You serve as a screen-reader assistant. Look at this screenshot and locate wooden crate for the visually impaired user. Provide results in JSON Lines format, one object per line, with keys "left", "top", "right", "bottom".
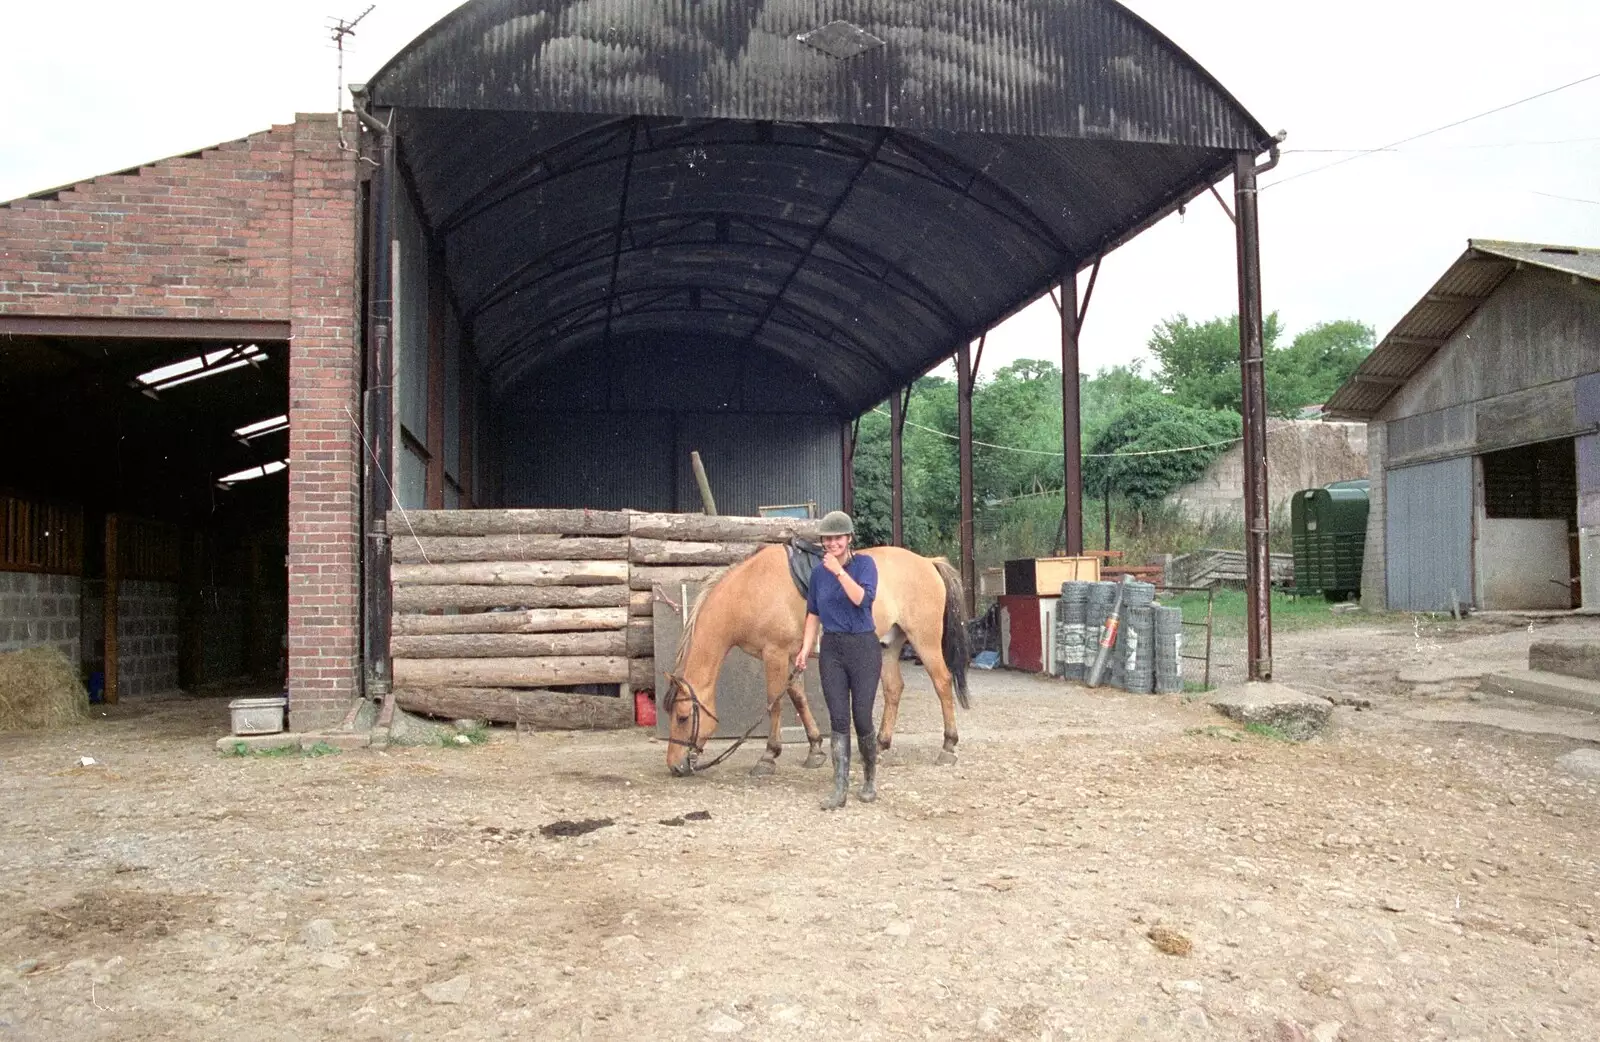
{"left": 1001, "top": 556, "right": 1100, "bottom": 595}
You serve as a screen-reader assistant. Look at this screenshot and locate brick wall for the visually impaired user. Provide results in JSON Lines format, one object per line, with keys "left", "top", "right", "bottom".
{"left": 285, "top": 117, "right": 362, "bottom": 730}
{"left": 0, "top": 114, "right": 362, "bottom": 729}
{"left": 117, "top": 580, "right": 181, "bottom": 696}
{"left": 0, "top": 573, "right": 81, "bottom": 663}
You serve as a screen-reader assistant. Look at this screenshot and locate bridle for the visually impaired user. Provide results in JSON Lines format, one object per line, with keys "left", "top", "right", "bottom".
{"left": 663, "top": 666, "right": 801, "bottom": 774}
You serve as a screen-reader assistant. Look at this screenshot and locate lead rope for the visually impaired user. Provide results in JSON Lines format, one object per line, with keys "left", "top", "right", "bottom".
{"left": 689, "top": 665, "right": 804, "bottom": 773}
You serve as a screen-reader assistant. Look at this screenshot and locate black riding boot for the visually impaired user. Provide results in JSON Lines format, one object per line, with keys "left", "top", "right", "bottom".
{"left": 820, "top": 733, "right": 850, "bottom": 810}
{"left": 857, "top": 731, "right": 878, "bottom": 803}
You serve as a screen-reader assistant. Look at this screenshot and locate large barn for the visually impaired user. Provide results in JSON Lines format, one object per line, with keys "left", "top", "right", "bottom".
{"left": 0, "top": 0, "right": 1279, "bottom": 728}
{"left": 1326, "top": 240, "right": 1600, "bottom": 613}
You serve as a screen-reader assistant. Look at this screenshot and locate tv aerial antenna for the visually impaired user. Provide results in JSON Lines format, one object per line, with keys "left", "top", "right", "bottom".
{"left": 329, "top": 5, "right": 377, "bottom": 149}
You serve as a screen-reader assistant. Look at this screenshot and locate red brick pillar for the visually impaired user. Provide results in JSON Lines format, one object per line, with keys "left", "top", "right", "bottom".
{"left": 286, "top": 114, "right": 361, "bottom": 731}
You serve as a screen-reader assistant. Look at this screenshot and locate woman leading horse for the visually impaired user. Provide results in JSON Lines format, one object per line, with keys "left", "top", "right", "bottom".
{"left": 662, "top": 512, "right": 971, "bottom": 802}
{"left": 794, "top": 511, "right": 881, "bottom": 809}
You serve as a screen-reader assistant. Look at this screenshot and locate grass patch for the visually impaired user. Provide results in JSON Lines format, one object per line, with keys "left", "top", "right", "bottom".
{"left": 1159, "top": 589, "right": 1372, "bottom": 638}
{"left": 1243, "top": 721, "right": 1293, "bottom": 742}
{"left": 222, "top": 740, "right": 341, "bottom": 759}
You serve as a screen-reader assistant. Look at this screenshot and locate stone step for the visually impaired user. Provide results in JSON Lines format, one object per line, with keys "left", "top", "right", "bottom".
{"left": 1479, "top": 670, "right": 1600, "bottom": 715}
{"left": 1528, "top": 640, "right": 1600, "bottom": 682}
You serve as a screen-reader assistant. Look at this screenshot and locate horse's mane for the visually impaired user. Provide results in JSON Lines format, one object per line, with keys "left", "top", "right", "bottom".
{"left": 669, "top": 557, "right": 741, "bottom": 675}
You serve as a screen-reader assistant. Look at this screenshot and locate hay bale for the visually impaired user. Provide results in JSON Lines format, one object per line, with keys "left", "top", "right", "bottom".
{"left": 0, "top": 646, "right": 91, "bottom": 732}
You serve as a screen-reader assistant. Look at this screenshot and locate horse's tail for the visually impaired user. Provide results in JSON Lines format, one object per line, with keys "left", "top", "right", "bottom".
{"left": 932, "top": 558, "right": 971, "bottom": 710}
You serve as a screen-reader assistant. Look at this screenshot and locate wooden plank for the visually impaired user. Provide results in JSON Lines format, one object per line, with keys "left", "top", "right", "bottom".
{"left": 392, "top": 607, "right": 628, "bottom": 635}
{"left": 392, "top": 560, "right": 629, "bottom": 587}
{"left": 392, "top": 584, "right": 630, "bottom": 612}
{"left": 629, "top": 656, "right": 655, "bottom": 689}
{"left": 391, "top": 534, "right": 628, "bottom": 563}
{"left": 400, "top": 509, "right": 630, "bottom": 537}
{"left": 629, "top": 590, "right": 654, "bottom": 617}
{"left": 391, "top": 631, "right": 626, "bottom": 659}
{"left": 627, "top": 538, "right": 764, "bottom": 566}
{"left": 392, "top": 656, "right": 629, "bottom": 688}
{"left": 627, "top": 514, "right": 819, "bottom": 543}
{"left": 629, "top": 564, "right": 724, "bottom": 591}
{"left": 393, "top": 687, "right": 635, "bottom": 730}
{"left": 626, "top": 618, "right": 653, "bottom": 657}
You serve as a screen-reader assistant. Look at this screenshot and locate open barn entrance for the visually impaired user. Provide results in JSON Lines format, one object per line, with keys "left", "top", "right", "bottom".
{"left": 0, "top": 321, "right": 289, "bottom": 705}
{"left": 1477, "top": 438, "right": 1580, "bottom": 609}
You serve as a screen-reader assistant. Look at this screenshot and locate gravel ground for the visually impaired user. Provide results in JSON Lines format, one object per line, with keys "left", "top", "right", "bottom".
{"left": 0, "top": 613, "right": 1596, "bottom": 1041}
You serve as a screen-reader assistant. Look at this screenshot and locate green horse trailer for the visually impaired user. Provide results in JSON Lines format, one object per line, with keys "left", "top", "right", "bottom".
{"left": 1291, "top": 480, "right": 1369, "bottom": 601}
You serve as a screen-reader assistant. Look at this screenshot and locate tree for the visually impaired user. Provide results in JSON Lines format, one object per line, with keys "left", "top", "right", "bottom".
{"left": 1147, "top": 313, "right": 1282, "bottom": 413}
{"left": 1270, "top": 319, "right": 1375, "bottom": 413}
{"left": 972, "top": 359, "right": 1065, "bottom": 499}
{"left": 1082, "top": 396, "right": 1241, "bottom": 507}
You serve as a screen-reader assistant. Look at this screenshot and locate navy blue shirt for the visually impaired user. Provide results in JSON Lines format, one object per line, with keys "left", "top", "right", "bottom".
{"left": 805, "top": 553, "right": 878, "bottom": 634}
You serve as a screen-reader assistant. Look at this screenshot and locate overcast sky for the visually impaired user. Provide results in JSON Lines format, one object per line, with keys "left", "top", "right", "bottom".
{"left": 3, "top": 1, "right": 1597, "bottom": 382}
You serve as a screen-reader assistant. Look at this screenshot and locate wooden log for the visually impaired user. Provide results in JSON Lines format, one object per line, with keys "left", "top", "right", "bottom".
{"left": 391, "top": 631, "right": 626, "bottom": 659}
{"left": 392, "top": 560, "right": 629, "bottom": 587}
{"left": 400, "top": 509, "right": 630, "bottom": 537}
{"left": 629, "top": 590, "right": 654, "bottom": 617}
{"left": 392, "top": 584, "right": 630, "bottom": 612}
{"left": 393, "top": 656, "right": 628, "bottom": 688}
{"left": 393, "top": 687, "right": 635, "bottom": 730}
{"left": 629, "top": 564, "right": 725, "bottom": 591}
{"left": 627, "top": 514, "right": 820, "bottom": 543}
{"left": 391, "top": 534, "right": 628, "bottom": 564}
{"left": 392, "top": 607, "right": 628, "bottom": 636}
{"left": 627, "top": 538, "right": 764, "bottom": 566}
{"left": 626, "top": 618, "right": 653, "bottom": 658}
{"left": 629, "top": 657, "right": 656, "bottom": 689}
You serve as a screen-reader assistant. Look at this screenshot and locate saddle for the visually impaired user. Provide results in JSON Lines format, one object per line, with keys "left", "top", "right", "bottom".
{"left": 785, "top": 538, "right": 824, "bottom": 598}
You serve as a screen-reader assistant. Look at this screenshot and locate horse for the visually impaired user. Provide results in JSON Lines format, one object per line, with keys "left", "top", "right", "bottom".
{"left": 662, "top": 543, "right": 971, "bottom": 777}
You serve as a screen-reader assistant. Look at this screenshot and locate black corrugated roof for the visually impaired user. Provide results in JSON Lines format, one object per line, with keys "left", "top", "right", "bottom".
{"left": 367, "top": 0, "right": 1273, "bottom": 411}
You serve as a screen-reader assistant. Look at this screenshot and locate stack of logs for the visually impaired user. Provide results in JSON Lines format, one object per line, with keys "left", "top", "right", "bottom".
{"left": 390, "top": 509, "right": 819, "bottom": 728}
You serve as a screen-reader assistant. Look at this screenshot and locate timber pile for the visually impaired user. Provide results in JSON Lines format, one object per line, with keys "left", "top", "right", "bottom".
{"left": 389, "top": 509, "right": 819, "bottom": 729}
{"left": 1166, "top": 548, "right": 1294, "bottom": 589}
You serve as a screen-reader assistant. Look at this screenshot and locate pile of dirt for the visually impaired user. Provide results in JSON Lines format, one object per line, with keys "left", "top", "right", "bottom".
{"left": 0, "top": 646, "right": 90, "bottom": 732}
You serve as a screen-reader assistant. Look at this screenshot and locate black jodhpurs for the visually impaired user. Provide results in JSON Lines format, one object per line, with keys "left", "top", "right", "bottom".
{"left": 819, "top": 631, "right": 881, "bottom": 741}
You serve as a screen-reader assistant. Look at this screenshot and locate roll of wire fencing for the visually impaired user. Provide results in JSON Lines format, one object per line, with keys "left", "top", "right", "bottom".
{"left": 1123, "top": 604, "right": 1156, "bottom": 693}
{"left": 1055, "top": 581, "right": 1091, "bottom": 681}
{"left": 1153, "top": 605, "right": 1185, "bottom": 693}
{"left": 1110, "top": 581, "right": 1156, "bottom": 691}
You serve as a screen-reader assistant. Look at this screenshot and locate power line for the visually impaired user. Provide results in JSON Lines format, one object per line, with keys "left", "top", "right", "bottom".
{"left": 1284, "top": 135, "right": 1600, "bottom": 154}
{"left": 1265, "top": 69, "right": 1600, "bottom": 190}
{"left": 1530, "top": 189, "right": 1600, "bottom": 206}
{"left": 871, "top": 408, "right": 1294, "bottom": 459}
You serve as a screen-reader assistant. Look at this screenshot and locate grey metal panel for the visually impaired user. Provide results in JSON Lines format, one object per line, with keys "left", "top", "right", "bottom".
{"left": 674, "top": 413, "right": 843, "bottom": 516}
{"left": 1385, "top": 457, "right": 1473, "bottom": 612}
{"left": 393, "top": 187, "right": 431, "bottom": 442}
{"left": 368, "top": 0, "right": 1268, "bottom": 147}
{"left": 497, "top": 408, "right": 842, "bottom": 513}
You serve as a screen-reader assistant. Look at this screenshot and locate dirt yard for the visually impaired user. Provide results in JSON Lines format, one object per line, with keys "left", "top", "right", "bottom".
{"left": 1, "top": 614, "right": 1597, "bottom": 1042}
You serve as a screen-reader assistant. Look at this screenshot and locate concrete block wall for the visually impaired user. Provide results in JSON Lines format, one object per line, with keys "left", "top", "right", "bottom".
{"left": 1164, "top": 420, "right": 1369, "bottom": 521}
{"left": 116, "top": 580, "right": 181, "bottom": 697}
{"left": 0, "top": 573, "right": 82, "bottom": 663}
{"left": 1359, "top": 423, "right": 1388, "bottom": 610}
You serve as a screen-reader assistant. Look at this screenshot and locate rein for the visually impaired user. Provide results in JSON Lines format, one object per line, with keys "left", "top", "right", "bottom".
{"left": 664, "top": 665, "right": 802, "bottom": 773}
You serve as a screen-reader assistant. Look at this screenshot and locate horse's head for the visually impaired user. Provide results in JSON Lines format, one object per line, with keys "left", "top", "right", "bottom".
{"left": 663, "top": 672, "right": 719, "bottom": 777}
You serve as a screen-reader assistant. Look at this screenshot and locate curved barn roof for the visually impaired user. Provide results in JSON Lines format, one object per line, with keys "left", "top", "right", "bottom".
{"left": 367, "top": 0, "right": 1272, "bottom": 411}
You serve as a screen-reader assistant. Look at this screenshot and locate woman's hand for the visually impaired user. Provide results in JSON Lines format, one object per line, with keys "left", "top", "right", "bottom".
{"left": 821, "top": 551, "right": 846, "bottom": 576}
{"left": 793, "top": 647, "right": 809, "bottom": 672}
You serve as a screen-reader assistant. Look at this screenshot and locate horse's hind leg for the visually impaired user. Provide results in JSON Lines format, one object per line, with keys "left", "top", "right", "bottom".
{"left": 750, "top": 651, "right": 792, "bottom": 777}
{"left": 876, "top": 631, "right": 907, "bottom": 752}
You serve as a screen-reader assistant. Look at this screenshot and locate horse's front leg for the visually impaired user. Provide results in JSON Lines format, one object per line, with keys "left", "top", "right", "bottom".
{"left": 750, "top": 651, "right": 792, "bottom": 777}
{"left": 787, "top": 660, "right": 826, "bottom": 768}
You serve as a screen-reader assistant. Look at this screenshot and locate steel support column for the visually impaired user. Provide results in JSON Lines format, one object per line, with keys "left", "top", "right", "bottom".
{"left": 1234, "top": 153, "right": 1272, "bottom": 680}
{"left": 361, "top": 116, "right": 396, "bottom": 700}
{"left": 957, "top": 341, "right": 977, "bottom": 616}
{"left": 890, "top": 388, "right": 905, "bottom": 546}
{"left": 841, "top": 418, "right": 856, "bottom": 515}
{"left": 1060, "top": 272, "right": 1084, "bottom": 556}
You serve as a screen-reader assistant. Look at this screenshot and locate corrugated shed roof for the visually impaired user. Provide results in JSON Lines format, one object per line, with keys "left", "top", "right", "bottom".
{"left": 1324, "top": 240, "right": 1600, "bottom": 421}
{"left": 365, "top": 0, "right": 1274, "bottom": 412}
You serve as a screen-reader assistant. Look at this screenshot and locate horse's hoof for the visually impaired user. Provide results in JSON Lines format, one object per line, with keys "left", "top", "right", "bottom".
{"left": 877, "top": 735, "right": 892, "bottom": 752}
{"left": 750, "top": 759, "right": 776, "bottom": 777}
{"left": 936, "top": 750, "right": 958, "bottom": 766}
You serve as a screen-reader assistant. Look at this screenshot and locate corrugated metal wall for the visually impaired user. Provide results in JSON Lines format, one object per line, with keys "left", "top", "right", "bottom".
{"left": 499, "top": 409, "right": 843, "bottom": 515}
{"left": 1385, "top": 457, "right": 1473, "bottom": 612}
